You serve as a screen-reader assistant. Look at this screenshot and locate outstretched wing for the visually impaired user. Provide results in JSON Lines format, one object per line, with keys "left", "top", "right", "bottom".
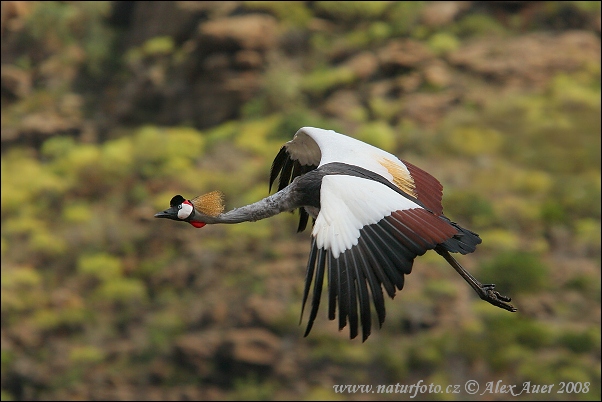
{"left": 270, "top": 127, "right": 446, "bottom": 224}
{"left": 269, "top": 140, "right": 319, "bottom": 232}
{"left": 300, "top": 174, "right": 462, "bottom": 341}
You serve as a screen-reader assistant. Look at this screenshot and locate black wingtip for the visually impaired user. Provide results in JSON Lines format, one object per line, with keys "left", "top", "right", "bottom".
{"left": 297, "top": 208, "right": 310, "bottom": 233}
{"left": 269, "top": 146, "right": 288, "bottom": 193}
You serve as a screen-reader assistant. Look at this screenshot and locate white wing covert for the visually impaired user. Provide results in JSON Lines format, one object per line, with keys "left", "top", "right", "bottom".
{"left": 301, "top": 174, "right": 460, "bottom": 341}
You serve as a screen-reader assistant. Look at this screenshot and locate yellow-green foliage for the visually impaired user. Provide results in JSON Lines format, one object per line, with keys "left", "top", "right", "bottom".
{"left": 301, "top": 67, "right": 357, "bottom": 96}
{"left": 369, "top": 97, "right": 402, "bottom": 122}
{"left": 451, "top": 13, "right": 507, "bottom": 38}
{"left": 25, "top": 1, "right": 114, "bottom": 75}
{"left": 355, "top": 121, "right": 397, "bottom": 152}
{"left": 1, "top": 266, "right": 45, "bottom": 315}
{"left": 385, "top": 1, "right": 426, "bottom": 36}
{"left": 574, "top": 218, "right": 602, "bottom": 251}
{"left": 442, "top": 191, "right": 496, "bottom": 228}
{"left": 132, "top": 125, "right": 206, "bottom": 178}
{"left": 423, "top": 279, "right": 459, "bottom": 300}
{"left": 99, "top": 137, "right": 135, "bottom": 181}
{"left": 478, "top": 229, "right": 521, "bottom": 252}
{"left": 95, "top": 278, "right": 147, "bottom": 304}
{"left": 30, "top": 304, "right": 89, "bottom": 332}
{"left": 62, "top": 202, "right": 93, "bottom": 223}
{"left": 341, "top": 21, "right": 393, "bottom": 49}
{"left": 1, "top": 149, "right": 69, "bottom": 213}
{"left": 77, "top": 253, "right": 123, "bottom": 281}
{"left": 235, "top": 116, "right": 283, "bottom": 157}
{"left": 142, "top": 36, "right": 175, "bottom": 56}
{"left": 508, "top": 169, "right": 554, "bottom": 196}
{"left": 147, "top": 310, "right": 185, "bottom": 351}
{"left": 255, "top": 63, "right": 304, "bottom": 115}
{"left": 428, "top": 32, "right": 461, "bottom": 56}
{"left": 478, "top": 251, "right": 549, "bottom": 294}
{"left": 309, "top": 334, "right": 372, "bottom": 365}
{"left": 1, "top": 266, "right": 41, "bottom": 289}
{"left": 126, "top": 35, "right": 176, "bottom": 67}
{"left": 230, "top": 375, "right": 277, "bottom": 401}
{"left": 315, "top": 1, "right": 392, "bottom": 22}
{"left": 69, "top": 345, "right": 105, "bottom": 364}
{"left": 245, "top": 1, "right": 312, "bottom": 27}
{"left": 445, "top": 126, "right": 504, "bottom": 157}
{"left": 30, "top": 229, "right": 68, "bottom": 256}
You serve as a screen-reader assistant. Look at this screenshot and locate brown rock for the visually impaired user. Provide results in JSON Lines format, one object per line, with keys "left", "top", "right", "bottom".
{"left": 122, "top": 1, "right": 203, "bottom": 48}
{"left": 1, "top": 1, "right": 33, "bottom": 35}
{"left": 174, "top": 330, "right": 222, "bottom": 375}
{"left": 199, "top": 14, "right": 279, "bottom": 51}
{"left": 343, "top": 51, "right": 379, "bottom": 80}
{"left": 233, "top": 50, "right": 264, "bottom": 69}
{"left": 401, "top": 91, "right": 460, "bottom": 126}
{"left": 1, "top": 64, "right": 31, "bottom": 98}
{"left": 378, "top": 39, "right": 434, "bottom": 69}
{"left": 421, "top": 1, "right": 469, "bottom": 27}
{"left": 448, "top": 32, "right": 601, "bottom": 88}
{"left": 244, "top": 295, "right": 287, "bottom": 327}
{"left": 369, "top": 79, "right": 398, "bottom": 99}
{"left": 20, "top": 113, "right": 78, "bottom": 136}
{"left": 423, "top": 61, "right": 452, "bottom": 88}
{"left": 220, "top": 328, "right": 281, "bottom": 367}
{"left": 323, "top": 89, "right": 366, "bottom": 122}
{"left": 397, "top": 72, "right": 423, "bottom": 93}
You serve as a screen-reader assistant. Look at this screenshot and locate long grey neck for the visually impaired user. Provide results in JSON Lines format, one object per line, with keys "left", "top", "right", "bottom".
{"left": 197, "top": 184, "right": 302, "bottom": 224}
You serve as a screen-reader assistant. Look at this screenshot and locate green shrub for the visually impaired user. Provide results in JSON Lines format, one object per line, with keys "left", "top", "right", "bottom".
{"left": 445, "top": 126, "right": 505, "bottom": 157}
{"left": 557, "top": 327, "right": 600, "bottom": 354}
{"left": 478, "top": 251, "right": 549, "bottom": 294}
{"left": 245, "top": 1, "right": 312, "bottom": 27}
{"left": 385, "top": 2, "right": 426, "bottom": 36}
{"left": 95, "top": 278, "right": 147, "bottom": 304}
{"left": 442, "top": 191, "right": 496, "bottom": 229}
{"left": 451, "top": 14, "right": 507, "bottom": 38}
{"left": 314, "top": 1, "right": 392, "bottom": 22}
{"left": 69, "top": 345, "right": 105, "bottom": 364}
{"left": 355, "top": 121, "right": 396, "bottom": 152}
{"left": 428, "top": 32, "right": 460, "bottom": 56}
{"left": 301, "top": 67, "right": 357, "bottom": 96}
{"left": 78, "top": 252, "right": 123, "bottom": 281}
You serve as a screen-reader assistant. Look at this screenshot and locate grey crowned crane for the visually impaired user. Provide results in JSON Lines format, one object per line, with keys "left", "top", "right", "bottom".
{"left": 155, "top": 127, "right": 517, "bottom": 341}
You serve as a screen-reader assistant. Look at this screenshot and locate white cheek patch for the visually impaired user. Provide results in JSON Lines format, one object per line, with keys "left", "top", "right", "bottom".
{"left": 178, "top": 202, "right": 193, "bottom": 220}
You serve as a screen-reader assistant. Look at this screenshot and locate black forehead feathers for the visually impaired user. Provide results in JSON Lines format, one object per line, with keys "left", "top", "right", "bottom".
{"left": 170, "top": 195, "right": 186, "bottom": 207}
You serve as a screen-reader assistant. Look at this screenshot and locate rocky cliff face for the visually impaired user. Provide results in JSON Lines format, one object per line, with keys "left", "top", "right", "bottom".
{"left": 2, "top": 2, "right": 600, "bottom": 145}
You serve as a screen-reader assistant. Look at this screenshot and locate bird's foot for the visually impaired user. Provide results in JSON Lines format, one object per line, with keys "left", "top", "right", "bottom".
{"left": 479, "top": 284, "right": 517, "bottom": 312}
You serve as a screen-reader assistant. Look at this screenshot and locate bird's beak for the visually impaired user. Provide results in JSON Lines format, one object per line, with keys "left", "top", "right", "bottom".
{"left": 154, "top": 207, "right": 178, "bottom": 220}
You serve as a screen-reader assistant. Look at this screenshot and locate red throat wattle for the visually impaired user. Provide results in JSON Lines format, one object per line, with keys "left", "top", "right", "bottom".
{"left": 189, "top": 221, "right": 206, "bottom": 228}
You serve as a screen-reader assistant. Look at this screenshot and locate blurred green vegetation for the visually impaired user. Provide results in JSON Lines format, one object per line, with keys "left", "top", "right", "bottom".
{"left": 1, "top": 1, "right": 600, "bottom": 401}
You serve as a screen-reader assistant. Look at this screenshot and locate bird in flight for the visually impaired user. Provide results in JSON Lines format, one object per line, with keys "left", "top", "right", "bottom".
{"left": 155, "top": 127, "right": 516, "bottom": 341}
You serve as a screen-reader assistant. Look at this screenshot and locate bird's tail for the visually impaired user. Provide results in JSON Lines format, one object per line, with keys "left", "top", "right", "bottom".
{"left": 437, "top": 216, "right": 482, "bottom": 255}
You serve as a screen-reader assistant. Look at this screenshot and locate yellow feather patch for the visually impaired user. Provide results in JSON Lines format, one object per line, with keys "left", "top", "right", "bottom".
{"left": 380, "top": 158, "right": 417, "bottom": 197}
{"left": 191, "top": 191, "right": 225, "bottom": 217}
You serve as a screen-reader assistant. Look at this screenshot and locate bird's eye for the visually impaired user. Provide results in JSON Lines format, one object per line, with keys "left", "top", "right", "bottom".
{"left": 177, "top": 202, "right": 193, "bottom": 219}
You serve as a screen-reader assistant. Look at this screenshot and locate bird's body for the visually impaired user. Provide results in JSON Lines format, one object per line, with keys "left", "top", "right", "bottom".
{"left": 155, "top": 127, "right": 516, "bottom": 341}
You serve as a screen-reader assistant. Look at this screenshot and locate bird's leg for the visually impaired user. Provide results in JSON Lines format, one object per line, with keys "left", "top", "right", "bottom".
{"left": 435, "top": 247, "right": 517, "bottom": 312}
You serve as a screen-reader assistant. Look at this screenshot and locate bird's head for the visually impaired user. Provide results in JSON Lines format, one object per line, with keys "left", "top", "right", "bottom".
{"left": 154, "top": 191, "right": 224, "bottom": 228}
